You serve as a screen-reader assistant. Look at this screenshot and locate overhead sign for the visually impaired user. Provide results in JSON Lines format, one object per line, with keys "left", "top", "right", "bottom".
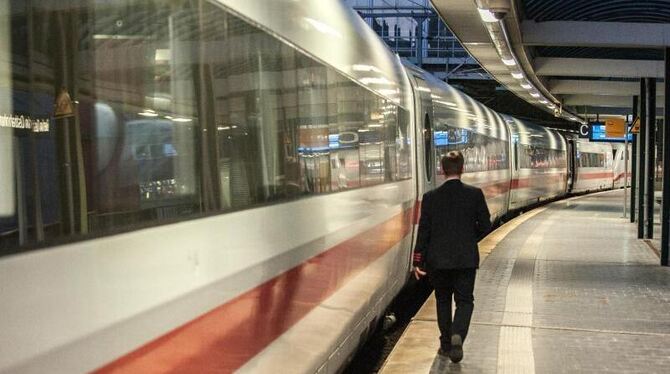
{"left": 590, "top": 121, "right": 632, "bottom": 143}
{"left": 578, "top": 123, "right": 590, "bottom": 138}
{"left": 605, "top": 118, "right": 625, "bottom": 138}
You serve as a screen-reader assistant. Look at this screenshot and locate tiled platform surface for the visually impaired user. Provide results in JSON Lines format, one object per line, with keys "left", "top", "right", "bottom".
{"left": 381, "top": 190, "right": 670, "bottom": 374}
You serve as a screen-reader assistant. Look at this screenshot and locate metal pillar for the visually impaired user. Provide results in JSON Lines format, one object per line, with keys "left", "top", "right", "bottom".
{"left": 662, "top": 47, "right": 670, "bottom": 266}
{"left": 638, "top": 79, "right": 647, "bottom": 239}
{"left": 646, "top": 77, "right": 657, "bottom": 239}
{"left": 415, "top": 18, "right": 424, "bottom": 66}
{"left": 630, "top": 95, "right": 638, "bottom": 223}
{"left": 624, "top": 122, "right": 629, "bottom": 217}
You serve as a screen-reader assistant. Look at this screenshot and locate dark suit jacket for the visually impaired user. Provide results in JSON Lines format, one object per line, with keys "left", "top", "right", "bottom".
{"left": 413, "top": 179, "right": 492, "bottom": 270}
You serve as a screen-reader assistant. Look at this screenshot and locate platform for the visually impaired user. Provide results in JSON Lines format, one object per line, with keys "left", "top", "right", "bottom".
{"left": 381, "top": 190, "right": 670, "bottom": 373}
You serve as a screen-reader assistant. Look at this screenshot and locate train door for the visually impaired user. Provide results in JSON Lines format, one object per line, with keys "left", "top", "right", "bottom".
{"left": 403, "top": 70, "right": 435, "bottom": 273}
{"left": 407, "top": 73, "right": 435, "bottom": 195}
{"left": 567, "top": 138, "right": 577, "bottom": 192}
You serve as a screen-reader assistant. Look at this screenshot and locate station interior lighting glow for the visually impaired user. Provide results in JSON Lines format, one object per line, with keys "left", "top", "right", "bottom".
{"left": 477, "top": 8, "right": 499, "bottom": 23}
{"left": 472, "top": 1, "right": 584, "bottom": 124}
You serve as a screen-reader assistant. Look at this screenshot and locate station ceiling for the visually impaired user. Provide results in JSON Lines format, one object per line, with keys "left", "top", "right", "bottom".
{"left": 431, "top": 0, "right": 670, "bottom": 123}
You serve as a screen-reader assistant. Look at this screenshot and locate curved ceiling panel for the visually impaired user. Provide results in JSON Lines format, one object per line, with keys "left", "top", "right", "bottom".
{"left": 523, "top": 0, "right": 670, "bottom": 23}
{"left": 534, "top": 47, "right": 665, "bottom": 61}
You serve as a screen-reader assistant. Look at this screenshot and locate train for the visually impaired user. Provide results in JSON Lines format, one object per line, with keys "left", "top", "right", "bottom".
{"left": 0, "top": 1, "right": 630, "bottom": 373}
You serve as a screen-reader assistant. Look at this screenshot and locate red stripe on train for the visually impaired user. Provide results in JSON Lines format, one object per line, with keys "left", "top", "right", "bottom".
{"left": 511, "top": 173, "right": 565, "bottom": 190}
{"left": 578, "top": 172, "right": 614, "bottom": 180}
{"left": 94, "top": 208, "right": 413, "bottom": 374}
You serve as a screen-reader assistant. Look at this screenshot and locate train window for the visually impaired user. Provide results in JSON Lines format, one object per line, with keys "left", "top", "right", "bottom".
{"left": 578, "top": 152, "right": 606, "bottom": 168}
{"left": 424, "top": 114, "right": 432, "bottom": 181}
{"left": 396, "top": 108, "right": 412, "bottom": 180}
{"left": 0, "top": 0, "right": 412, "bottom": 255}
{"left": 518, "top": 145, "right": 567, "bottom": 170}
{"left": 433, "top": 125, "right": 509, "bottom": 173}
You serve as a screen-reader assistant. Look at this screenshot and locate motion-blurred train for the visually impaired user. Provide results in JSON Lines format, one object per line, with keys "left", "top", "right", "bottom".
{"left": 0, "top": 1, "right": 630, "bottom": 373}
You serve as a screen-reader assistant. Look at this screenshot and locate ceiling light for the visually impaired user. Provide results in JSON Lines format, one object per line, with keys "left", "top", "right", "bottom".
{"left": 539, "top": 99, "right": 548, "bottom": 104}
{"left": 511, "top": 72, "right": 523, "bottom": 79}
{"left": 530, "top": 92, "right": 540, "bottom": 98}
{"left": 521, "top": 82, "right": 532, "bottom": 89}
{"left": 172, "top": 117, "right": 192, "bottom": 123}
{"left": 477, "top": 8, "right": 499, "bottom": 23}
{"left": 501, "top": 58, "right": 516, "bottom": 66}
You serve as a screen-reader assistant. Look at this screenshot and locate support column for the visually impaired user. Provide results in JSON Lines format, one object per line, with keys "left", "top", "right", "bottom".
{"left": 662, "top": 47, "right": 670, "bottom": 266}
{"left": 638, "top": 79, "right": 647, "bottom": 239}
{"left": 415, "top": 17, "right": 424, "bottom": 67}
{"left": 646, "top": 78, "right": 656, "bottom": 239}
{"left": 631, "top": 96, "right": 638, "bottom": 223}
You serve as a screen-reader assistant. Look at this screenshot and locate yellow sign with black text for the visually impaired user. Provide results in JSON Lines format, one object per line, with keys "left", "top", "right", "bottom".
{"left": 630, "top": 116, "right": 640, "bottom": 134}
{"left": 605, "top": 118, "right": 626, "bottom": 138}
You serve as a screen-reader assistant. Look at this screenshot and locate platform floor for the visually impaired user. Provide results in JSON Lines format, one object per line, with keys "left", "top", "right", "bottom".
{"left": 381, "top": 190, "right": 670, "bottom": 373}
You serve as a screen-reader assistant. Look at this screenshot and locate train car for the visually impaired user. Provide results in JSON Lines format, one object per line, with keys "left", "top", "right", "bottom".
{"left": 612, "top": 143, "right": 633, "bottom": 189}
{"left": 572, "top": 140, "right": 614, "bottom": 193}
{"left": 405, "top": 64, "right": 511, "bottom": 222}
{"left": 0, "top": 1, "right": 418, "bottom": 373}
{"left": 505, "top": 116, "right": 569, "bottom": 210}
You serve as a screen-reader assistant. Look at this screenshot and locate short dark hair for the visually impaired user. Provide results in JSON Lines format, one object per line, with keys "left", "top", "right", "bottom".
{"left": 441, "top": 151, "right": 464, "bottom": 176}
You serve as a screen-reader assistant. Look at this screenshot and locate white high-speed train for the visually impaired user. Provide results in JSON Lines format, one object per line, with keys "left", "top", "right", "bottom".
{"left": 0, "top": 1, "right": 627, "bottom": 373}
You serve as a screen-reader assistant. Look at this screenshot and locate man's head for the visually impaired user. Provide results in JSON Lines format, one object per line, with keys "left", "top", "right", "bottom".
{"left": 441, "top": 151, "right": 464, "bottom": 177}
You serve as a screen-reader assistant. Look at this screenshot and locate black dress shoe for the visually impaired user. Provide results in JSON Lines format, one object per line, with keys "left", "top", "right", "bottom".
{"left": 449, "top": 334, "right": 463, "bottom": 363}
{"left": 437, "top": 347, "right": 449, "bottom": 358}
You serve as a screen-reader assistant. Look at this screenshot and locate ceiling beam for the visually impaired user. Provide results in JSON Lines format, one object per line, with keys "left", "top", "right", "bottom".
{"left": 572, "top": 106, "right": 664, "bottom": 117}
{"left": 535, "top": 57, "right": 665, "bottom": 78}
{"left": 563, "top": 95, "right": 640, "bottom": 107}
{"left": 522, "top": 21, "right": 670, "bottom": 48}
{"left": 549, "top": 80, "right": 664, "bottom": 96}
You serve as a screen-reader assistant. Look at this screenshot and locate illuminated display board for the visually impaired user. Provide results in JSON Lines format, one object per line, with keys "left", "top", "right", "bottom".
{"left": 589, "top": 122, "right": 632, "bottom": 143}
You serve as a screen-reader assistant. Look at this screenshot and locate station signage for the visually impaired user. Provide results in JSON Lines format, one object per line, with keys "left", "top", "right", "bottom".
{"left": 578, "top": 123, "right": 590, "bottom": 138}
{"left": 604, "top": 118, "right": 625, "bottom": 138}
{"left": 589, "top": 121, "right": 632, "bottom": 143}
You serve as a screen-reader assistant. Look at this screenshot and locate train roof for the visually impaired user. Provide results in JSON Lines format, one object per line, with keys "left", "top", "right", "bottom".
{"left": 215, "top": 0, "right": 412, "bottom": 109}
{"left": 405, "top": 63, "right": 509, "bottom": 141}
{"left": 504, "top": 115, "right": 567, "bottom": 150}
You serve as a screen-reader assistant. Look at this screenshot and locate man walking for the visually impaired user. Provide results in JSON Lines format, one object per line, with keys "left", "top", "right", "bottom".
{"left": 413, "top": 151, "right": 491, "bottom": 363}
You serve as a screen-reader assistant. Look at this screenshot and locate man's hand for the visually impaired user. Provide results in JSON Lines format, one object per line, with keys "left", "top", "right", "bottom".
{"left": 414, "top": 266, "right": 427, "bottom": 280}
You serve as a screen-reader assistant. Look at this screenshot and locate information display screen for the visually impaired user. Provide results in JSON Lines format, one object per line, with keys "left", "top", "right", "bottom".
{"left": 589, "top": 122, "right": 632, "bottom": 142}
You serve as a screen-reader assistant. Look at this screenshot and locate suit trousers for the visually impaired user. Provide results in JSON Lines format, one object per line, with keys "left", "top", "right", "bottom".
{"left": 429, "top": 268, "right": 476, "bottom": 349}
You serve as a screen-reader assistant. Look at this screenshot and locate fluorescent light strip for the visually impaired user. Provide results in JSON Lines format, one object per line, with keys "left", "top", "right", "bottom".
{"left": 511, "top": 72, "right": 524, "bottom": 79}
{"left": 478, "top": 8, "right": 498, "bottom": 23}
